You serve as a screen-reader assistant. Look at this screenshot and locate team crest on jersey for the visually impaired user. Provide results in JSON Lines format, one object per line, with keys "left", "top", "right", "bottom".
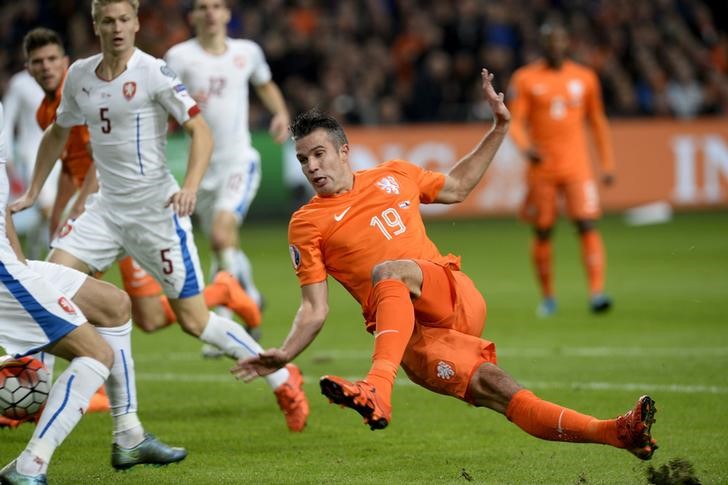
{"left": 122, "top": 81, "right": 137, "bottom": 101}
{"left": 57, "top": 296, "right": 76, "bottom": 315}
{"left": 289, "top": 244, "right": 301, "bottom": 270}
{"left": 234, "top": 55, "right": 246, "bottom": 69}
{"left": 160, "top": 64, "right": 177, "bottom": 78}
{"left": 435, "top": 360, "right": 456, "bottom": 380}
{"left": 376, "top": 176, "right": 400, "bottom": 195}
{"left": 568, "top": 79, "right": 584, "bottom": 102}
{"left": 398, "top": 200, "right": 410, "bottom": 209}
{"left": 58, "top": 221, "right": 73, "bottom": 238}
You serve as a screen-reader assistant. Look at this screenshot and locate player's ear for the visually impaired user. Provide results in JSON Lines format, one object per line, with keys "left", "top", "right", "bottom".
{"left": 340, "top": 143, "right": 350, "bottom": 161}
{"left": 92, "top": 21, "right": 99, "bottom": 37}
{"left": 62, "top": 55, "right": 69, "bottom": 70}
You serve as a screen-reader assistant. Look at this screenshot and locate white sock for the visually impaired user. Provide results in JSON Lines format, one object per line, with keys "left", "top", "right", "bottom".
{"left": 18, "top": 356, "right": 109, "bottom": 476}
{"left": 94, "top": 320, "right": 144, "bottom": 447}
{"left": 200, "top": 312, "right": 289, "bottom": 389}
{"left": 220, "top": 247, "right": 262, "bottom": 307}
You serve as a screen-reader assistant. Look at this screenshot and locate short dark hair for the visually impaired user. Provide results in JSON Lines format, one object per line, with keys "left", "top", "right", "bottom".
{"left": 290, "top": 109, "right": 349, "bottom": 148}
{"left": 23, "top": 27, "right": 64, "bottom": 59}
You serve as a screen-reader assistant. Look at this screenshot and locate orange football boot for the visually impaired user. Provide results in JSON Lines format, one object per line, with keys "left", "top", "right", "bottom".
{"left": 274, "top": 364, "right": 309, "bottom": 432}
{"left": 212, "top": 271, "right": 261, "bottom": 328}
{"left": 319, "top": 376, "right": 391, "bottom": 430}
{"left": 616, "top": 395, "right": 658, "bottom": 460}
{"left": 87, "top": 386, "right": 110, "bottom": 413}
{"left": 0, "top": 415, "right": 25, "bottom": 429}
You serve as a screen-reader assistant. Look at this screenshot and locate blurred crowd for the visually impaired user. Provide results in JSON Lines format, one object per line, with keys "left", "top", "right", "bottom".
{"left": 1, "top": 0, "right": 727, "bottom": 127}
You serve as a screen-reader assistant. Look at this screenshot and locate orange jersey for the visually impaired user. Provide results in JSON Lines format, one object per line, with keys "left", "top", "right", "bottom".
{"left": 288, "top": 161, "right": 460, "bottom": 308}
{"left": 508, "top": 59, "right": 615, "bottom": 181}
{"left": 36, "top": 83, "right": 92, "bottom": 189}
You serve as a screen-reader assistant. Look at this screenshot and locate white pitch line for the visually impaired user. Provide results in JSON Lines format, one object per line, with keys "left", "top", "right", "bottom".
{"left": 135, "top": 372, "right": 728, "bottom": 394}
{"left": 133, "top": 346, "right": 728, "bottom": 363}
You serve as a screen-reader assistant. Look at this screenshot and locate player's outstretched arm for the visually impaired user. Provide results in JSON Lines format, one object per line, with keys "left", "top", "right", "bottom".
{"left": 435, "top": 68, "right": 511, "bottom": 204}
{"left": 10, "top": 122, "right": 70, "bottom": 213}
{"left": 167, "top": 115, "right": 212, "bottom": 217}
{"left": 255, "top": 81, "right": 290, "bottom": 144}
{"left": 231, "top": 281, "right": 329, "bottom": 380}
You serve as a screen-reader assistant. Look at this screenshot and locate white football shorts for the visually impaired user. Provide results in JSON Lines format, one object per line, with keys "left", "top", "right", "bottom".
{"left": 196, "top": 148, "right": 261, "bottom": 235}
{"left": 51, "top": 196, "right": 204, "bottom": 299}
{"left": 0, "top": 249, "right": 86, "bottom": 358}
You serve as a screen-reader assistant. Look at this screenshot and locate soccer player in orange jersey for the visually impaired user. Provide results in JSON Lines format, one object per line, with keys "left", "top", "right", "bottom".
{"left": 232, "top": 69, "right": 658, "bottom": 460}
{"left": 508, "top": 21, "right": 615, "bottom": 316}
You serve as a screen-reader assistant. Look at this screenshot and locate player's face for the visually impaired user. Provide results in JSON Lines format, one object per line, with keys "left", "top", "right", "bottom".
{"left": 93, "top": 1, "right": 139, "bottom": 57}
{"left": 295, "top": 129, "right": 353, "bottom": 196}
{"left": 542, "top": 27, "right": 569, "bottom": 65}
{"left": 190, "top": 0, "right": 231, "bottom": 37}
{"left": 26, "top": 44, "right": 68, "bottom": 95}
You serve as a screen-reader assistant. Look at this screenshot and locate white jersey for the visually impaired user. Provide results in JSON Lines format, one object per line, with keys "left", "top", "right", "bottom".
{"left": 56, "top": 48, "right": 199, "bottom": 207}
{"left": 164, "top": 38, "right": 272, "bottom": 172}
{"left": 2, "top": 71, "right": 44, "bottom": 176}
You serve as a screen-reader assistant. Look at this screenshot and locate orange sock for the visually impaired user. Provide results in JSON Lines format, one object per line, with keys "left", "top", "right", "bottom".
{"left": 580, "top": 230, "right": 605, "bottom": 295}
{"left": 506, "top": 390, "right": 622, "bottom": 447}
{"left": 532, "top": 239, "right": 553, "bottom": 298}
{"left": 365, "top": 280, "right": 415, "bottom": 405}
{"left": 203, "top": 281, "right": 228, "bottom": 308}
{"left": 159, "top": 296, "right": 177, "bottom": 326}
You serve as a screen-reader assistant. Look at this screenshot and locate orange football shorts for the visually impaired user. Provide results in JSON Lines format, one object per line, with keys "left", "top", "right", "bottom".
{"left": 400, "top": 260, "right": 497, "bottom": 403}
{"left": 520, "top": 177, "right": 601, "bottom": 228}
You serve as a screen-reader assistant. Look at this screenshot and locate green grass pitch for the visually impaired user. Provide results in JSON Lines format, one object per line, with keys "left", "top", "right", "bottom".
{"left": 1, "top": 211, "right": 727, "bottom": 484}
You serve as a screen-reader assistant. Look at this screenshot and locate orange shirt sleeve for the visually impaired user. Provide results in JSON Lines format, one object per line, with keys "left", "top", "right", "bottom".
{"left": 386, "top": 160, "right": 445, "bottom": 203}
{"left": 288, "top": 211, "right": 327, "bottom": 287}
{"left": 585, "top": 71, "right": 616, "bottom": 173}
{"left": 507, "top": 68, "right": 531, "bottom": 152}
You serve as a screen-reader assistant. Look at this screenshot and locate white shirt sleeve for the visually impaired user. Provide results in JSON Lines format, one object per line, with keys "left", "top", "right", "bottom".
{"left": 248, "top": 41, "right": 273, "bottom": 87}
{"left": 150, "top": 59, "right": 199, "bottom": 125}
{"left": 56, "top": 63, "right": 85, "bottom": 128}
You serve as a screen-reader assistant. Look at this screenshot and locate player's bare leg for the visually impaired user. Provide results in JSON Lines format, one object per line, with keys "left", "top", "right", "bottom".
{"left": 170, "top": 295, "right": 308, "bottom": 431}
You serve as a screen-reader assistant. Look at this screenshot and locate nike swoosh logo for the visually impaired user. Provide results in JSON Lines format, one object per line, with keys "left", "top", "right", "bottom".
{"left": 334, "top": 206, "right": 352, "bottom": 222}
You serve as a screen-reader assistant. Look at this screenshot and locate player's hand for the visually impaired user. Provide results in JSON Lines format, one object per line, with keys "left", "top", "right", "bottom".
{"left": 166, "top": 188, "right": 197, "bottom": 217}
{"left": 481, "top": 68, "right": 511, "bottom": 126}
{"left": 231, "top": 348, "right": 289, "bottom": 381}
{"left": 9, "top": 192, "right": 37, "bottom": 214}
{"left": 602, "top": 173, "right": 615, "bottom": 187}
{"left": 269, "top": 112, "right": 290, "bottom": 144}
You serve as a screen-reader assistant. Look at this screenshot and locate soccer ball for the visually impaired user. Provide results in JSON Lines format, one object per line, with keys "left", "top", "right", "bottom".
{"left": 0, "top": 356, "right": 51, "bottom": 420}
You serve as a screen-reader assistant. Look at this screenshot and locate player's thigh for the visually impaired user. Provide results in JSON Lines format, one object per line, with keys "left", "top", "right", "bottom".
{"left": 401, "top": 325, "right": 497, "bottom": 402}
{"left": 124, "top": 212, "right": 204, "bottom": 300}
{"left": 0, "top": 256, "right": 87, "bottom": 358}
{"left": 167, "top": 293, "right": 209, "bottom": 336}
{"left": 564, "top": 178, "right": 601, "bottom": 221}
{"left": 520, "top": 179, "right": 558, "bottom": 229}
{"left": 51, "top": 201, "right": 124, "bottom": 273}
{"left": 413, "top": 261, "right": 486, "bottom": 337}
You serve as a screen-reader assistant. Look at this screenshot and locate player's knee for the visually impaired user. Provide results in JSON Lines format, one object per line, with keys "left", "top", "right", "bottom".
{"left": 534, "top": 227, "right": 552, "bottom": 241}
{"left": 371, "top": 260, "right": 404, "bottom": 284}
{"left": 469, "top": 363, "right": 522, "bottom": 414}
{"left": 575, "top": 219, "right": 596, "bottom": 234}
{"left": 107, "top": 289, "right": 132, "bottom": 324}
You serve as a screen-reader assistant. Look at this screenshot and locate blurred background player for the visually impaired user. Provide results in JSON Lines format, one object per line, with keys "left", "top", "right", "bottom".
{"left": 2, "top": 66, "right": 63, "bottom": 260}
{"left": 234, "top": 72, "right": 657, "bottom": 461}
{"left": 164, "top": 0, "right": 291, "bottom": 330}
{"left": 12, "top": 0, "right": 308, "bottom": 432}
{"left": 508, "top": 21, "right": 615, "bottom": 317}
{"left": 0, "top": 100, "right": 186, "bottom": 483}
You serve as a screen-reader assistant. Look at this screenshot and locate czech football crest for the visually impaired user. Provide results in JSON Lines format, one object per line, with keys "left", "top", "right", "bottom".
{"left": 57, "top": 296, "right": 76, "bottom": 315}
{"left": 123, "top": 81, "right": 137, "bottom": 101}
